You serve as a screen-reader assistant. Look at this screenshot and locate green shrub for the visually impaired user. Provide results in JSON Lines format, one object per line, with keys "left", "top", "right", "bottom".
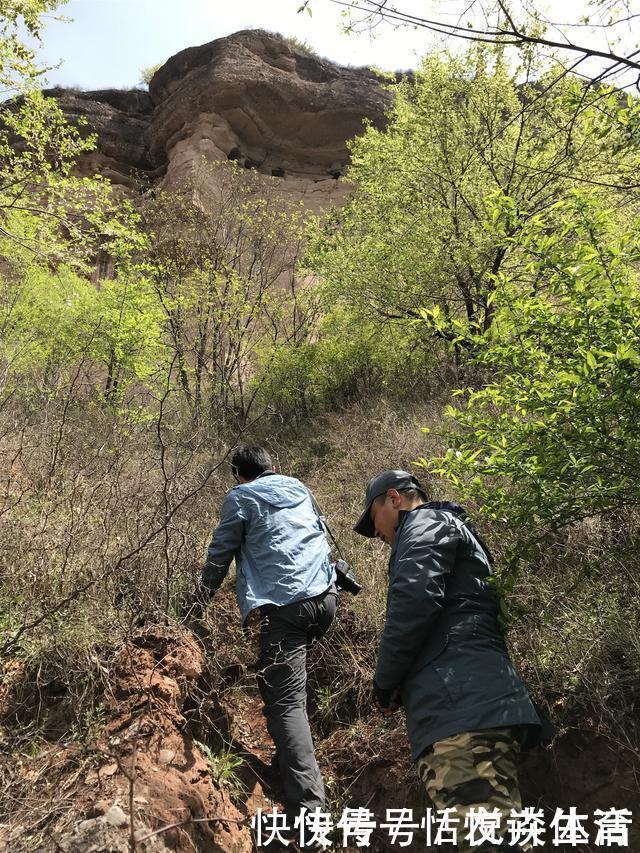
{"left": 255, "top": 304, "right": 436, "bottom": 420}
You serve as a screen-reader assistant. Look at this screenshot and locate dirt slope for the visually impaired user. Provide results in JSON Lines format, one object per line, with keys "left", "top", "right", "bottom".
{"left": 2, "top": 623, "right": 638, "bottom": 852}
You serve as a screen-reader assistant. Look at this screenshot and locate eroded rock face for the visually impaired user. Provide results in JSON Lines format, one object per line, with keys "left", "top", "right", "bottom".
{"left": 147, "top": 29, "right": 390, "bottom": 183}
{"left": 42, "top": 87, "right": 155, "bottom": 186}
{"left": 46, "top": 29, "right": 390, "bottom": 207}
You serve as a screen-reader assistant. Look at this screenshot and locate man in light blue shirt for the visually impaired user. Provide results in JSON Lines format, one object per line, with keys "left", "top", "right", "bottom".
{"left": 194, "top": 445, "right": 337, "bottom": 839}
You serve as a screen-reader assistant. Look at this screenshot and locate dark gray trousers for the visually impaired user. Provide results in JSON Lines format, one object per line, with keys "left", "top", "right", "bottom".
{"left": 256, "top": 586, "right": 338, "bottom": 825}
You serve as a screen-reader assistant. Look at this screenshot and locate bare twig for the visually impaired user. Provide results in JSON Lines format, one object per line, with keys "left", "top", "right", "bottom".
{"left": 133, "top": 814, "right": 250, "bottom": 846}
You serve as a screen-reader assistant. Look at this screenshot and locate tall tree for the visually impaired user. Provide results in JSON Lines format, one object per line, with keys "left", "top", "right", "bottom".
{"left": 1, "top": 0, "right": 63, "bottom": 91}
{"left": 0, "top": 0, "right": 136, "bottom": 265}
{"left": 136, "top": 163, "right": 312, "bottom": 428}
{"left": 424, "top": 190, "right": 640, "bottom": 559}
{"left": 306, "top": 46, "right": 636, "bottom": 354}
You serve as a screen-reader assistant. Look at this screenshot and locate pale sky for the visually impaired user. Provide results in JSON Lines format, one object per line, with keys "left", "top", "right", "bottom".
{"left": 32, "top": 0, "right": 636, "bottom": 92}
{"left": 34, "top": 0, "right": 435, "bottom": 90}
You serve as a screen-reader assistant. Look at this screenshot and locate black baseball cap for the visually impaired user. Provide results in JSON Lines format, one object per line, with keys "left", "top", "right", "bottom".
{"left": 353, "top": 469, "right": 425, "bottom": 538}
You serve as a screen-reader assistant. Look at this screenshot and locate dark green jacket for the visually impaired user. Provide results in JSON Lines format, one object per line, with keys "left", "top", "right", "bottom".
{"left": 375, "top": 505, "right": 540, "bottom": 760}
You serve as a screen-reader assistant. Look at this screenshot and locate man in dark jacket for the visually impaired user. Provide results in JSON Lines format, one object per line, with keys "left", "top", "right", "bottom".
{"left": 354, "top": 470, "right": 541, "bottom": 853}
{"left": 192, "top": 445, "right": 337, "bottom": 840}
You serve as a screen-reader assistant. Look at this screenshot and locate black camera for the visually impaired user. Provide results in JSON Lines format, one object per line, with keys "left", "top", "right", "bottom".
{"left": 334, "top": 559, "right": 363, "bottom": 596}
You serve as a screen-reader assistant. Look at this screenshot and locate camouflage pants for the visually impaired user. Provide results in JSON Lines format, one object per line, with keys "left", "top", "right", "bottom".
{"left": 416, "top": 727, "right": 532, "bottom": 853}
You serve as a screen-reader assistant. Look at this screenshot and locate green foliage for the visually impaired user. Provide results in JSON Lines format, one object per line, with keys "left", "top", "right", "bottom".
{"left": 256, "top": 301, "right": 434, "bottom": 418}
{"left": 0, "top": 245, "right": 164, "bottom": 399}
{"left": 0, "top": 0, "right": 65, "bottom": 89}
{"left": 69, "top": 701, "right": 106, "bottom": 747}
{"left": 423, "top": 190, "right": 640, "bottom": 556}
{"left": 0, "top": 90, "right": 139, "bottom": 266}
{"left": 139, "top": 62, "right": 162, "bottom": 86}
{"left": 306, "top": 46, "right": 635, "bottom": 352}
{"left": 0, "top": 253, "right": 96, "bottom": 379}
{"left": 135, "top": 162, "right": 312, "bottom": 428}
{"left": 0, "top": 0, "right": 149, "bottom": 410}
{"left": 195, "top": 740, "right": 245, "bottom": 800}
{"left": 0, "top": 1, "right": 140, "bottom": 265}
{"left": 94, "top": 274, "right": 165, "bottom": 396}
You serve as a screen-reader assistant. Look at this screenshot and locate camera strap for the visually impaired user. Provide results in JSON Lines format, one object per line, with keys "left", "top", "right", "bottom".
{"left": 307, "top": 489, "right": 347, "bottom": 562}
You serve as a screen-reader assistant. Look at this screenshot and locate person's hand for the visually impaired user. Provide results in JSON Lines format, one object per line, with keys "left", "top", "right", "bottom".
{"left": 372, "top": 678, "right": 402, "bottom": 716}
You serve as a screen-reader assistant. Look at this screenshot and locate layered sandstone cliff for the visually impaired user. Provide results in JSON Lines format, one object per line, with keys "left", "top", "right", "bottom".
{"left": 42, "top": 87, "right": 155, "bottom": 184}
{"left": 47, "top": 29, "right": 390, "bottom": 211}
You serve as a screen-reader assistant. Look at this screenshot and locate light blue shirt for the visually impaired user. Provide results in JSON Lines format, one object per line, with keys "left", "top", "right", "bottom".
{"left": 202, "top": 472, "right": 336, "bottom": 625}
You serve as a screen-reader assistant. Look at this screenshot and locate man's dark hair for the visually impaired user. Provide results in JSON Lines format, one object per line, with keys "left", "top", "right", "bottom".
{"left": 401, "top": 486, "right": 429, "bottom": 503}
{"left": 231, "top": 445, "right": 273, "bottom": 480}
{"left": 373, "top": 486, "right": 429, "bottom": 508}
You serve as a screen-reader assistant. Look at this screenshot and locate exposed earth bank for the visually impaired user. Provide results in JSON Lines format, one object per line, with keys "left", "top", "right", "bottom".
{"left": 2, "top": 622, "right": 637, "bottom": 852}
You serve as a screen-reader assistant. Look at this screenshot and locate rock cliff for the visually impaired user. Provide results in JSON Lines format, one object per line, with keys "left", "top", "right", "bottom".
{"left": 42, "top": 87, "right": 155, "bottom": 185}
{"left": 47, "top": 29, "right": 391, "bottom": 211}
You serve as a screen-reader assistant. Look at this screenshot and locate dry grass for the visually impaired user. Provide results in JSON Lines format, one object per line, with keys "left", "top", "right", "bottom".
{"left": 0, "top": 391, "right": 638, "bottom": 827}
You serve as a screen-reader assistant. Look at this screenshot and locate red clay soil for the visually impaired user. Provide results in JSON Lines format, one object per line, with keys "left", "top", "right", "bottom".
{"left": 2, "top": 625, "right": 638, "bottom": 853}
{"left": 99, "top": 625, "right": 253, "bottom": 852}
{"left": 1, "top": 626, "right": 255, "bottom": 852}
